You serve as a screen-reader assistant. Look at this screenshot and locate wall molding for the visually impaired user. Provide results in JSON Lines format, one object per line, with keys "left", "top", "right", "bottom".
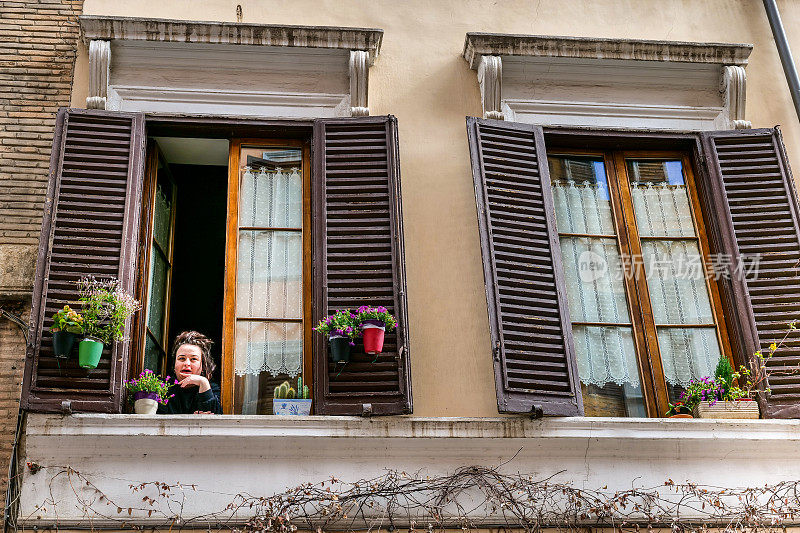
{"left": 463, "top": 33, "right": 752, "bottom": 70}
{"left": 349, "top": 50, "right": 369, "bottom": 116}
{"left": 463, "top": 33, "right": 754, "bottom": 130}
{"left": 81, "top": 15, "right": 383, "bottom": 64}
{"left": 86, "top": 40, "right": 110, "bottom": 109}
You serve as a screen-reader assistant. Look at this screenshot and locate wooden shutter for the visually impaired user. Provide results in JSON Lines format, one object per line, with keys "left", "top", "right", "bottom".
{"left": 312, "top": 115, "right": 411, "bottom": 415}
{"left": 466, "top": 118, "right": 582, "bottom": 416}
{"left": 22, "top": 109, "right": 145, "bottom": 413}
{"left": 702, "top": 127, "right": 800, "bottom": 418}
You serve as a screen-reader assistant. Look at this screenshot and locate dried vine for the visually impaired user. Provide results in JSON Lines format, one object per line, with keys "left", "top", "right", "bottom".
{"left": 18, "top": 464, "right": 800, "bottom": 532}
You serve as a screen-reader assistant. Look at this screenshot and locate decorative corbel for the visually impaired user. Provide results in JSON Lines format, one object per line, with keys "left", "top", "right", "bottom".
{"left": 87, "top": 40, "right": 110, "bottom": 110}
{"left": 349, "top": 50, "right": 369, "bottom": 117}
{"left": 721, "top": 65, "right": 751, "bottom": 129}
{"left": 478, "top": 55, "right": 503, "bottom": 120}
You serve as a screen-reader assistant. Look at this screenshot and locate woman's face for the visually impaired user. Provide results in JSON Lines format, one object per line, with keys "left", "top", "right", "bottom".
{"left": 174, "top": 344, "right": 203, "bottom": 380}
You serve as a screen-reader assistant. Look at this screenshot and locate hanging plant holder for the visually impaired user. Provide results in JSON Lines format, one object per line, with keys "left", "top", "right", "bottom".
{"left": 329, "top": 335, "right": 352, "bottom": 363}
{"left": 78, "top": 337, "right": 104, "bottom": 369}
{"left": 52, "top": 331, "right": 77, "bottom": 359}
{"left": 362, "top": 319, "right": 386, "bottom": 354}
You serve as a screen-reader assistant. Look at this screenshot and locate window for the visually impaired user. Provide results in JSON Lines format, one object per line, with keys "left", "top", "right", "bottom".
{"left": 22, "top": 110, "right": 412, "bottom": 416}
{"left": 548, "top": 151, "right": 731, "bottom": 417}
{"left": 467, "top": 118, "right": 800, "bottom": 419}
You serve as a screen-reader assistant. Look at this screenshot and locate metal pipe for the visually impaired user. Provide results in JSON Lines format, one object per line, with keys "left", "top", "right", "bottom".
{"left": 763, "top": 0, "right": 800, "bottom": 124}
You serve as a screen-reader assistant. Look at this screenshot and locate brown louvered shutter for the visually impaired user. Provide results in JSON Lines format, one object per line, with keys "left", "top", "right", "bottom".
{"left": 466, "top": 117, "right": 582, "bottom": 416}
{"left": 702, "top": 127, "right": 800, "bottom": 418}
{"left": 22, "top": 108, "right": 145, "bottom": 413}
{"left": 312, "top": 115, "right": 411, "bottom": 415}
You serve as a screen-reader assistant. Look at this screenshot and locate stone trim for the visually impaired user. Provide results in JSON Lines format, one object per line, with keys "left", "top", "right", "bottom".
{"left": 80, "top": 15, "right": 383, "bottom": 64}
{"left": 463, "top": 33, "right": 753, "bottom": 70}
{"left": 349, "top": 50, "right": 370, "bottom": 116}
{"left": 722, "top": 65, "right": 751, "bottom": 129}
{"left": 86, "top": 40, "right": 110, "bottom": 109}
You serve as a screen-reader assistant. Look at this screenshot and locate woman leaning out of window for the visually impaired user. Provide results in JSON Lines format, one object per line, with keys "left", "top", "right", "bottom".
{"left": 158, "top": 331, "right": 223, "bottom": 414}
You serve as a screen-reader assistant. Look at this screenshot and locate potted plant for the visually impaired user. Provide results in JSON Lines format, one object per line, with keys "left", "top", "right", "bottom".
{"left": 273, "top": 376, "right": 312, "bottom": 415}
{"left": 354, "top": 305, "right": 397, "bottom": 355}
{"left": 125, "top": 370, "right": 176, "bottom": 414}
{"left": 314, "top": 309, "right": 359, "bottom": 363}
{"left": 680, "top": 357, "right": 758, "bottom": 419}
{"left": 77, "top": 276, "right": 141, "bottom": 369}
{"left": 665, "top": 401, "right": 693, "bottom": 418}
{"left": 49, "top": 305, "right": 83, "bottom": 358}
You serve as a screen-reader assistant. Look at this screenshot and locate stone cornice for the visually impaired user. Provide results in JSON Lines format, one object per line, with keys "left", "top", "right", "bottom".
{"left": 80, "top": 15, "right": 383, "bottom": 64}
{"left": 463, "top": 33, "right": 753, "bottom": 69}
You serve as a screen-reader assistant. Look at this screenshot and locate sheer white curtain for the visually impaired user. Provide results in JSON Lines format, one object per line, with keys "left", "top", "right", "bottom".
{"left": 553, "top": 179, "right": 641, "bottom": 388}
{"left": 235, "top": 166, "right": 303, "bottom": 378}
{"left": 630, "top": 171, "right": 719, "bottom": 387}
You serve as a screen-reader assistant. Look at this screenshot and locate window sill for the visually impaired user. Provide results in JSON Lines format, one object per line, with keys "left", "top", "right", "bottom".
{"left": 24, "top": 412, "right": 800, "bottom": 441}
{"left": 19, "top": 414, "right": 800, "bottom": 527}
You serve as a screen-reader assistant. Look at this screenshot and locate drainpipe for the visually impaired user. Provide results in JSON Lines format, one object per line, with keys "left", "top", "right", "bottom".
{"left": 763, "top": 0, "right": 800, "bottom": 125}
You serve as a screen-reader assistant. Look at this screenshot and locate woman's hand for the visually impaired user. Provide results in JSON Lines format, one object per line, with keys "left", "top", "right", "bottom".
{"left": 178, "top": 374, "right": 210, "bottom": 393}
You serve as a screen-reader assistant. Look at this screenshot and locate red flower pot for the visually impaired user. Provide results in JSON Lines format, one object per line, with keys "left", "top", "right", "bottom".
{"left": 362, "top": 321, "right": 385, "bottom": 354}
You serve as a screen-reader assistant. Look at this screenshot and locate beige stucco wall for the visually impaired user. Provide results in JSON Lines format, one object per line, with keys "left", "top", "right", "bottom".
{"left": 72, "top": 0, "right": 800, "bottom": 417}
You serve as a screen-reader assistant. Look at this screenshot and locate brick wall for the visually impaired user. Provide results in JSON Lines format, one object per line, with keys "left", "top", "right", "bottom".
{"left": 0, "top": 0, "right": 84, "bottom": 508}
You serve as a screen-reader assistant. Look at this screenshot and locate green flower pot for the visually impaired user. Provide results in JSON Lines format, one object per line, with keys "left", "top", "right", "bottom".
{"left": 78, "top": 337, "right": 104, "bottom": 369}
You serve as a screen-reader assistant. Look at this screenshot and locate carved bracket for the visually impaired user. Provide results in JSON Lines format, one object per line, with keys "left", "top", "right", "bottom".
{"left": 721, "top": 65, "right": 751, "bottom": 129}
{"left": 478, "top": 55, "right": 503, "bottom": 120}
{"left": 349, "top": 50, "right": 369, "bottom": 117}
{"left": 87, "top": 40, "right": 110, "bottom": 110}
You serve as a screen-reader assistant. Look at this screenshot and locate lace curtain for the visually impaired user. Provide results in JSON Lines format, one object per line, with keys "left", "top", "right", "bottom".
{"left": 234, "top": 166, "right": 303, "bottom": 378}
{"left": 553, "top": 178, "right": 718, "bottom": 389}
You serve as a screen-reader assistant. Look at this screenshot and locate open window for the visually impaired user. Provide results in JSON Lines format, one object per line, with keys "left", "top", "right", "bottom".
{"left": 22, "top": 110, "right": 412, "bottom": 416}
{"left": 467, "top": 118, "right": 800, "bottom": 418}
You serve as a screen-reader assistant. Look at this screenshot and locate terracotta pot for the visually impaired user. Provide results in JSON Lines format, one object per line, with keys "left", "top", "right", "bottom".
{"left": 668, "top": 413, "right": 693, "bottom": 418}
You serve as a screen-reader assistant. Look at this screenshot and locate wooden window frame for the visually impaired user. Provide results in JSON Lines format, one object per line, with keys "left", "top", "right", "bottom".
{"left": 131, "top": 140, "right": 178, "bottom": 378}
{"left": 222, "top": 138, "right": 313, "bottom": 414}
{"left": 130, "top": 117, "right": 314, "bottom": 413}
{"left": 548, "top": 146, "right": 734, "bottom": 417}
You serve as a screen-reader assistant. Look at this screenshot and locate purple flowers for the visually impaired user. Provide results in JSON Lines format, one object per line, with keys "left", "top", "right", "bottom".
{"left": 125, "top": 370, "right": 175, "bottom": 405}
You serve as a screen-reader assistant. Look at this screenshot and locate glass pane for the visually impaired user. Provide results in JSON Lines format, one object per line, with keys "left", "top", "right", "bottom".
{"left": 236, "top": 230, "right": 302, "bottom": 319}
{"left": 641, "top": 240, "right": 714, "bottom": 324}
{"left": 144, "top": 333, "right": 164, "bottom": 375}
{"left": 234, "top": 371, "right": 295, "bottom": 415}
{"left": 627, "top": 159, "right": 695, "bottom": 238}
{"left": 238, "top": 147, "right": 302, "bottom": 228}
{"left": 659, "top": 327, "right": 720, "bottom": 394}
{"left": 559, "top": 236, "right": 630, "bottom": 324}
{"left": 153, "top": 171, "right": 173, "bottom": 250}
{"left": 234, "top": 320, "right": 302, "bottom": 382}
{"left": 549, "top": 156, "right": 614, "bottom": 235}
{"left": 146, "top": 245, "right": 168, "bottom": 344}
{"left": 574, "top": 325, "right": 646, "bottom": 417}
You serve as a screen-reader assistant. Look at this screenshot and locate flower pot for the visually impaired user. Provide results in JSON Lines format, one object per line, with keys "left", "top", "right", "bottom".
{"left": 133, "top": 392, "right": 159, "bottom": 414}
{"left": 78, "top": 337, "right": 104, "bottom": 369}
{"left": 693, "top": 399, "right": 759, "bottom": 419}
{"left": 272, "top": 398, "right": 312, "bottom": 416}
{"left": 362, "top": 320, "right": 385, "bottom": 354}
{"left": 668, "top": 414, "right": 693, "bottom": 419}
{"left": 52, "top": 331, "right": 76, "bottom": 359}
{"left": 329, "top": 335, "right": 352, "bottom": 363}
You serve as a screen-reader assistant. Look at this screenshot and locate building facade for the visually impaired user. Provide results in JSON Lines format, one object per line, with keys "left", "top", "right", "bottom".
{"left": 5, "top": 0, "right": 800, "bottom": 529}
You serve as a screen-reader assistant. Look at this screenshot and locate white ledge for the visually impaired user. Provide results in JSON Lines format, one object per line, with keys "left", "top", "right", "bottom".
{"left": 80, "top": 15, "right": 383, "bottom": 63}
{"left": 463, "top": 33, "right": 753, "bottom": 69}
{"left": 26, "top": 413, "right": 800, "bottom": 442}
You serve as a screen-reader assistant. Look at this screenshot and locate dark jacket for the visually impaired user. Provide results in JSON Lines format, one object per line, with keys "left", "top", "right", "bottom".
{"left": 157, "top": 382, "right": 223, "bottom": 414}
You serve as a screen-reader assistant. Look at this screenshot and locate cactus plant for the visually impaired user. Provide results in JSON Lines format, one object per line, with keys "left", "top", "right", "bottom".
{"left": 302, "top": 385, "right": 310, "bottom": 399}
{"left": 287, "top": 387, "right": 296, "bottom": 399}
{"left": 273, "top": 378, "right": 310, "bottom": 400}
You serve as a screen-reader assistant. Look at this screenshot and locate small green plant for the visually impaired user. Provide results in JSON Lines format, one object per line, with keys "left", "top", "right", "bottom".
{"left": 50, "top": 305, "right": 83, "bottom": 333}
{"left": 274, "top": 377, "right": 310, "bottom": 399}
{"left": 125, "top": 370, "right": 176, "bottom": 405}
{"left": 355, "top": 305, "right": 397, "bottom": 331}
{"left": 313, "top": 309, "right": 359, "bottom": 345}
{"left": 665, "top": 401, "right": 691, "bottom": 417}
{"left": 714, "top": 356, "right": 735, "bottom": 390}
{"left": 77, "top": 276, "right": 141, "bottom": 344}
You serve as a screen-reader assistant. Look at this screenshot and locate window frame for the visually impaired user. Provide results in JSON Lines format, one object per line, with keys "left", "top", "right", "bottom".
{"left": 130, "top": 117, "right": 314, "bottom": 413}
{"left": 222, "top": 138, "right": 313, "bottom": 414}
{"left": 547, "top": 147, "right": 734, "bottom": 417}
